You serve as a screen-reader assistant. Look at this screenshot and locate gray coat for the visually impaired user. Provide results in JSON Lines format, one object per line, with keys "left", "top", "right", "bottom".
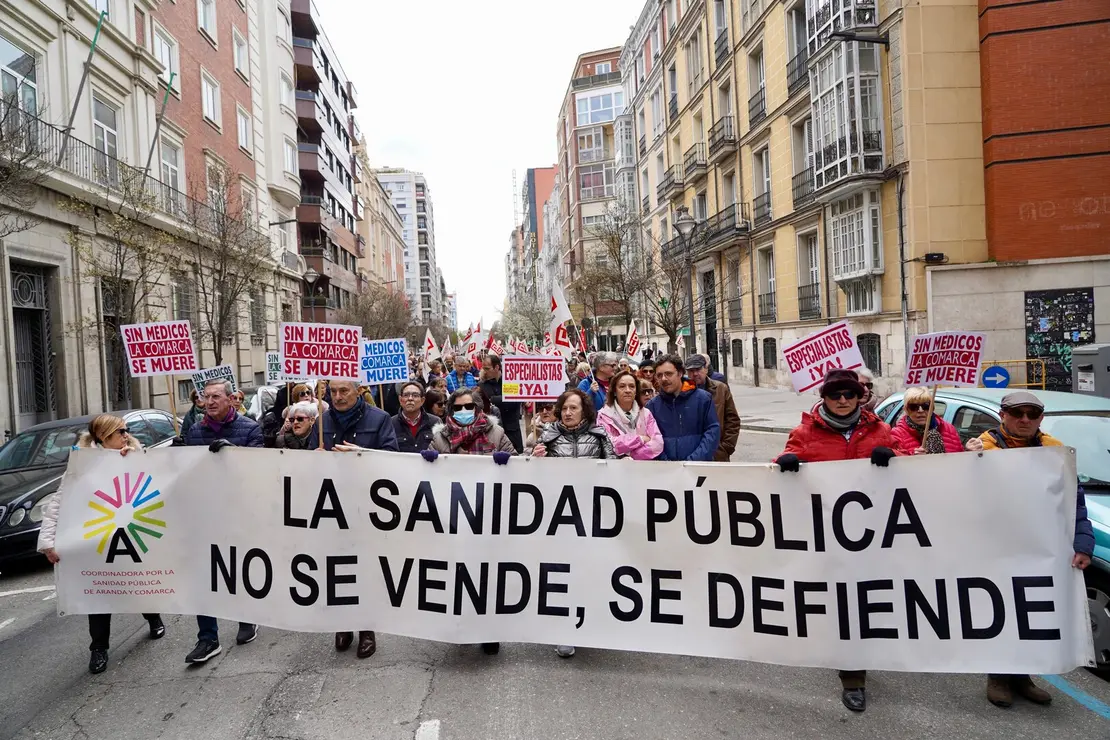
{"left": 537, "top": 422, "right": 616, "bottom": 459}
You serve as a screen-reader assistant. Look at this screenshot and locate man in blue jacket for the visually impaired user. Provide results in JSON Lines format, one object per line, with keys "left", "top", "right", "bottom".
{"left": 321, "top": 379, "right": 399, "bottom": 659}
{"left": 184, "top": 379, "right": 263, "bottom": 665}
{"left": 646, "top": 353, "right": 720, "bottom": 461}
{"left": 577, "top": 352, "right": 618, "bottom": 412}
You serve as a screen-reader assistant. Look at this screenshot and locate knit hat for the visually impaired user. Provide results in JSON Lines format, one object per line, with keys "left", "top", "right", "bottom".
{"left": 820, "top": 368, "right": 866, "bottom": 397}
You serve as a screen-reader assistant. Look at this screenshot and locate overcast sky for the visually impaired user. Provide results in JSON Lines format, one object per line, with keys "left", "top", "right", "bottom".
{"left": 319, "top": 0, "right": 642, "bottom": 330}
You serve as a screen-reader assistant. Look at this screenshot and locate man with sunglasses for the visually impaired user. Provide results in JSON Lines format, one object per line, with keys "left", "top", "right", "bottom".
{"left": 966, "top": 391, "right": 1094, "bottom": 709}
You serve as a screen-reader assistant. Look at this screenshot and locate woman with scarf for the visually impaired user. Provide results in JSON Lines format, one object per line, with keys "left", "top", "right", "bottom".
{"left": 889, "top": 387, "right": 963, "bottom": 455}
{"left": 276, "top": 401, "right": 319, "bottom": 450}
{"left": 532, "top": 388, "right": 616, "bottom": 659}
{"left": 773, "top": 368, "right": 898, "bottom": 713}
{"left": 596, "top": 370, "right": 663, "bottom": 460}
{"left": 38, "top": 414, "right": 165, "bottom": 675}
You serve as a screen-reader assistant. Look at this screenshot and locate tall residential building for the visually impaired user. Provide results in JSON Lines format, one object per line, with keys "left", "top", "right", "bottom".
{"left": 290, "top": 0, "right": 363, "bottom": 322}
{"left": 0, "top": 0, "right": 307, "bottom": 431}
{"left": 539, "top": 170, "right": 565, "bottom": 300}
{"left": 355, "top": 146, "right": 405, "bottom": 290}
{"left": 505, "top": 226, "right": 524, "bottom": 305}
{"left": 555, "top": 47, "right": 626, "bottom": 350}
{"left": 445, "top": 292, "right": 458, "bottom": 332}
{"left": 519, "top": 166, "right": 557, "bottom": 299}
{"left": 373, "top": 169, "right": 442, "bottom": 325}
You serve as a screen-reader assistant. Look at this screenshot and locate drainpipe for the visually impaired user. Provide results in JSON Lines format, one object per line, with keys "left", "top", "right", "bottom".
{"left": 0, "top": 240, "right": 15, "bottom": 436}
{"left": 748, "top": 237, "right": 759, "bottom": 387}
{"left": 896, "top": 171, "right": 909, "bottom": 366}
{"left": 70, "top": 227, "right": 88, "bottom": 414}
{"left": 823, "top": 203, "right": 834, "bottom": 322}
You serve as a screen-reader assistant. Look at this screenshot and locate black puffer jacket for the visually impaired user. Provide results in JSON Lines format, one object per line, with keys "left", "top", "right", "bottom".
{"left": 537, "top": 421, "right": 616, "bottom": 459}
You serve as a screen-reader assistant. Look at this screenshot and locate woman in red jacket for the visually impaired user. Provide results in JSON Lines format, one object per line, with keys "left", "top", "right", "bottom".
{"left": 775, "top": 368, "right": 897, "bottom": 714}
{"left": 889, "top": 387, "right": 964, "bottom": 455}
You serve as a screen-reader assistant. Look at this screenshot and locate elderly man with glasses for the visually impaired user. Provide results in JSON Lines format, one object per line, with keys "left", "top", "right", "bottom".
{"left": 391, "top": 381, "right": 438, "bottom": 453}
{"left": 578, "top": 351, "right": 619, "bottom": 412}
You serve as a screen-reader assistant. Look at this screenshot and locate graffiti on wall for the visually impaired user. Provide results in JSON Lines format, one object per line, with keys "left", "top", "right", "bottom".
{"left": 1024, "top": 288, "right": 1096, "bottom": 392}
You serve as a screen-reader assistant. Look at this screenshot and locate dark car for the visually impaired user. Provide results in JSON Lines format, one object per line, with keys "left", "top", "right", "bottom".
{"left": 0, "top": 410, "right": 179, "bottom": 564}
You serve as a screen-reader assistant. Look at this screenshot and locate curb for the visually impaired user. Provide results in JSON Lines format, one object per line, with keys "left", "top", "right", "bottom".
{"left": 743, "top": 423, "right": 793, "bottom": 434}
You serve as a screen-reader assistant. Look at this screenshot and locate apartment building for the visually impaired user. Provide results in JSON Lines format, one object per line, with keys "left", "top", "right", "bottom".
{"left": 445, "top": 292, "right": 458, "bottom": 332}
{"left": 505, "top": 226, "right": 524, "bottom": 306}
{"left": 355, "top": 145, "right": 404, "bottom": 291}
{"left": 290, "top": 0, "right": 363, "bottom": 323}
{"left": 539, "top": 171, "right": 565, "bottom": 300}
{"left": 373, "top": 168, "right": 442, "bottom": 325}
{"left": 0, "top": 0, "right": 305, "bottom": 432}
{"left": 554, "top": 47, "right": 626, "bottom": 348}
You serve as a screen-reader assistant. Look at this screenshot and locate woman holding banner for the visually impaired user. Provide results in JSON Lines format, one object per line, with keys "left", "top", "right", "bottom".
{"left": 597, "top": 370, "right": 663, "bottom": 461}
{"left": 889, "top": 387, "right": 963, "bottom": 455}
{"left": 38, "top": 414, "right": 165, "bottom": 675}
{"left": 774, "top": 369, "right": 898, "bottom": 713}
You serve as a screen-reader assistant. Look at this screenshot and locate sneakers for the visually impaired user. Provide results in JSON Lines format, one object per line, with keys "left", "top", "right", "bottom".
{"left": 555, "top": 644, "right": 576, "bottom": 658}
{"left": 89, "top": 649, "right": 109, "bottom": 674}
{"left": 236, "top": 624, "right": 259, "bottom": 645}
{"left": 148, "top": 616, "right": 165, "bottom": 640}
{"left": 185, "top": 639, "right": 222, "bottom": 664}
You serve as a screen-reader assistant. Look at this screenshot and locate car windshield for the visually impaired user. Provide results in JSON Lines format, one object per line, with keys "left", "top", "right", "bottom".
{"left": 1040, "top": 415, "right": 1110, "bottom": 487}
{"left": 0, "top": 424, "right": 85, "bottom": 471}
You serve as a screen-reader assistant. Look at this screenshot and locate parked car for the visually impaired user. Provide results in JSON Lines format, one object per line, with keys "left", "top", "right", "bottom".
{"left": 241, "top": 384, "right": 278, "bottom": 421}
{"left": 876, "top": 388, "right": 1110, "bottom": 667}
{"left": 0, "top": 410, "right": 179, "bottom": 564}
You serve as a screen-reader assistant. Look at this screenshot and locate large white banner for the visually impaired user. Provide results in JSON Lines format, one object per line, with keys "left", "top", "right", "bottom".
{"left": 53, "top": 447, "right": 1092, "bottom": 674}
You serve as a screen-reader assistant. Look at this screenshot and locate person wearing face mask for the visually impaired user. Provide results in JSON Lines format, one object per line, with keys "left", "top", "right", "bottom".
{"left": 889, "top": 387, "right": 963, "bottom": 455}
{"left": 773, "top": 368, "right": 897, "bottom": 713}
{"left": 596, "top": 370, "right": 663, "bottom": 460}
{"left": 276, "top": 401, "right": 319, "bottom": 450}
{"left": 37, "top": 414, "right": 164, "bottom": 675}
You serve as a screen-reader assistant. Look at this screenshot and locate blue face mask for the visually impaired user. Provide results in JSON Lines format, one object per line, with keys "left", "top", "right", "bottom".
{"left": 453, "top": 410, "right": 475, "bottom": 425}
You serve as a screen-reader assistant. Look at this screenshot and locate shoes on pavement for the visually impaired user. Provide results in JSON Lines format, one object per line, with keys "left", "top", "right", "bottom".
{"left": 236, "top": 624, "right": 259, "bottom": 645}
{"left": 148, "top": 616, "right": 165, "bottom": 640}
{"left": 987, "top": 675, "right": 1013, "bottom": 708}
{"left": 1011, "top": 675, "right": 1052, "bottom": 705}
{"left": 185, "top": 639, "right": 222, "bottom": 664}
{"left": 89, "top": 649, "right": 109, "bottom": 674}
{"left": 335, "top": 631, "right": 354, "bottom": 652}
{"left": 480, "top": 642, "right": 500, "bottom": 655}
{"left": 555, "top": 645, "right": 576, "bottom": 658}
{"left": 841, "top": 688, "right": 866, "bottom": 712}
{"left": 356, "top": 631, "right": 376, "bottom": 659}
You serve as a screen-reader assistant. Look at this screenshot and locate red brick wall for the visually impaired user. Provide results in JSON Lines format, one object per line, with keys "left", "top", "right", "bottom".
{"left": 979, "top": 1, "right": 1110, "bottom": 260}
{"left": 152, "top": 0, "right": 254, "bottom": 199}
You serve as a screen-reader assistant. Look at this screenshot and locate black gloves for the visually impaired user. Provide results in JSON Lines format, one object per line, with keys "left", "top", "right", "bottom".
{"left": 870, "top": 446, "right": 896, "bottom": 467}
{"left": 170, "top": 436, "right": 187, "bottom": 447}
{"left": 492, "top": 451, "right": 511, "bottom": 466}
{"left": 775, "top": 453, "right": 800, "bottom": 473}
{"left": 209, "top": 439, "right": 235, "bottom": 453}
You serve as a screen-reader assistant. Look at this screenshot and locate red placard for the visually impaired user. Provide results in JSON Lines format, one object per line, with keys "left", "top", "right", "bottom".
{"left": 905, "top": 331, "right": 986, "bottom": 387}
{"left": 279, "top": 322, "right": 362, "bottom": 382}
{"left": 120, "top": 320, "right": 198, "bottom": 377}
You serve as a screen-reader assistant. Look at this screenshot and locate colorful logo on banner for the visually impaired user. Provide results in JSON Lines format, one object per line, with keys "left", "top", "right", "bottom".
{"left": 83, "top": 473, "right": 167, "bottom": 563}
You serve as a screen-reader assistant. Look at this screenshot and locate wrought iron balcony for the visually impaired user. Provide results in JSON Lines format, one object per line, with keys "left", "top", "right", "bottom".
{"left": 657, "top": 163, "right": 684, "bottom": 201}
{"left": 727, "top": 296, "right": 743, "bottom": 325}
{"left": 704, "top": 202, "right": 751, "bottom": 247}
{"left": 708, "top": 116, "right": 737, "bottom": 162}
{"left": 787, "top": 48, "right": 809, "bottom": 96}
{"left": 758, "top": 292, "right": 777, "bottom": 323}
{"left": 714, "top": 28, "right": 731, "bottom": 69}
{"left": 748, "top": 87, "right": 766, "bottom": 126}
{"left": 683, "top": 143, "right": 707, "bottom": 182}
{"left": 798, "top": 282, "right": 821, "bottom": 320}
{"left": 638, "top": 135, "right": 647, "bottom": 157}
{"left": 668, "top": 94, "right": 679, "bottom": 123}
{"left": 753, "top": 192, "right": 772, "bottom": 225}
{"left": 792, "top": 169, "right": 815, "bottom": 207}
{"left": 642, "top": 194, "right": 651, "bottom": 214}
{"left": 661, "top": 234, "right": 687, "bottom": 265}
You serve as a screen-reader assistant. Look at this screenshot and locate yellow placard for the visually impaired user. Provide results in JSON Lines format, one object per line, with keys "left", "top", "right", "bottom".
{"left": 502, "top": 383, "right": 521, "bottom": 396}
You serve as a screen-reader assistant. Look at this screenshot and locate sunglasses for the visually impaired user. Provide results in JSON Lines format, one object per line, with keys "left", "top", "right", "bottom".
{"left": 454, "top": 402, "right": 477, "bottom": 411}
{"left": 292, "top": 416, "right": 311, "bottom": 423}
{"left": 863, "top": 382, "right": 874, "bottom": 389}
{"left": 825, "top": 391, "right": 859, "bottom": 401}
{"left": 1004, "top": 407, "right": 1043, "bottom": 420}
{"left": 114, "top": 428, "right": 131, "bottom": 437}
{"left": 906, "top": 403, "right": 930, "bottom": 412}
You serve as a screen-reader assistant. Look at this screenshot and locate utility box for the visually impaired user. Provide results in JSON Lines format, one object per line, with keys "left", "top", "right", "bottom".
{"left": 1071, "top": 344, "right": 1110, "bottom": 398}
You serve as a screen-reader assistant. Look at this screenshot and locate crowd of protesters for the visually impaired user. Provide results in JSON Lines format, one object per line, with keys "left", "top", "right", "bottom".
{"left": 34, "top": 344, "right": 1091, "bottom": 718}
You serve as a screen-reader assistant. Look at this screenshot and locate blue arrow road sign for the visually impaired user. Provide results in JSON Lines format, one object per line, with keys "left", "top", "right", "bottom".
{"left": 982, "top": 366, "right": 1011, "bottom": 388}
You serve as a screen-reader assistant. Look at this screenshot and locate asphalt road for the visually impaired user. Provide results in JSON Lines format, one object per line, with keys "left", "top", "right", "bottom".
{"left": 2, "top": 432, "right": 1109, "bottom": 740}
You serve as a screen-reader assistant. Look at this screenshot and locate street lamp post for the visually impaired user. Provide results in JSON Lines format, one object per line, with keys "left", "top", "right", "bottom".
{"left": 673, "top": 205, "right": 699, "bottom": 355}
{"left": 303, "top": 266, "right": 319, "bottom": 324}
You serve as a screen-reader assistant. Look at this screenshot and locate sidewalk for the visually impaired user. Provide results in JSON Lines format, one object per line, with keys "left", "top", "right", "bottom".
{"left": 727, "top": 382, "right": 817, "bottom": 433}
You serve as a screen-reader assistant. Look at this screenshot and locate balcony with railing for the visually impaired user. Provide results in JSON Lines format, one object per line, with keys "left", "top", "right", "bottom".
{"left": 758, "top": 291, "right": 777, "bottom": 323}
{"left": 798, "top": 282, "right": 821, "bottom": 319}
{"left": 291, "top": 36, "right": 320, "bottom": 84}
{"left": 683, "top": 143, "right": 707, "bottom": 182}
{"left": 661, "top": 234, "right": 686, "bottom": 265}
{"left": 579, "top": 147, "right": 613, "bottom": 164}
{"left": 294, "top": 90, "right": 322, "bottom": 131}
{"left": 708, "top": 116, "right": 736, "bottom": 162}
{"left": 658, "top": 163, "right": 684, "bottom": 201}
{"left": 642, "top": 194, "right": 651, "bottom": 214}
{"left": 727, "top": 294, "right": 743, "bottom": 325}
{"left": 787, "top": 48, "right": 810, "bottom": 96}
{"left": 714, "top": 28, "right": 731, "bottom": 69}
{"left": 668, "top": 94, "right": 679, "bottom": 123}
{"left": 704, "top": 202, "right": 751, "bottom": 248}
{"left": 638, "top": 135, "right": 647, "bottom": 157}
{"left": 571, "top": 71, "right": 623, "bottom": 90}
{"left": 753, "top": 192, "right": 772, "bottom": 225}
{"left": 792, "top": 169, "right": 815, "bottom": 207}
{"left": 748, "top": 87, "right": 766, "bottom": 126}
{"left": 813, "top": 124, "right": 884, "bottom": 190}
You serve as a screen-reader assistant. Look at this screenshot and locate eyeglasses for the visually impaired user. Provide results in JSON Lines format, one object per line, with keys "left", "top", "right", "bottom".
{"left": 639, "top": 389, "right": 656, "bottom": 397}
{"left": 454, "top": 402, "right": 477, "bottom": 411}
{"left": 114, "top": 428, "right": 131, "bottom": 437}
{"left": 292, "top": 416, "right": 311, "bottom": 423}
{"left": 400, "top": 392, "right": 423, "bottom": 399}
{"left": 863, "top": 383, "right": 874, "bottom": 389}
{"left": 905, "top": 403, "right": 930, "bottom": 412}
{"left": 825, "top": 391, "right": 859, "bottom": 401}
{"left": 298, "top": 391, "right": 312, "bottom": 398}
{"left": 1004, "top": 407, "right": 1043, "bottom": 420}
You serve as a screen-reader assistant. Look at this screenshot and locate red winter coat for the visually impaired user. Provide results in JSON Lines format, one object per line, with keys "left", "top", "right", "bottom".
{"left": 889, "top": 415, "right": 963, "bottom": 455}
{"left": 781, "top": 407, "right": 897, "bottom": 462}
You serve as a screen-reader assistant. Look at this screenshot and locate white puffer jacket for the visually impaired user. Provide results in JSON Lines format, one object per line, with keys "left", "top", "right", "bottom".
{"left": 36, "top": 433, "right": 142, "bottom": 552}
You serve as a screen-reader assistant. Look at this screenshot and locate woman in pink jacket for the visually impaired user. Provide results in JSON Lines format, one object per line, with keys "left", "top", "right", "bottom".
{"left": 889, "top": 387, "right": 964, "bottom": 455}
{"left": 597, "top": 370, "right": 664, "bottom": 460}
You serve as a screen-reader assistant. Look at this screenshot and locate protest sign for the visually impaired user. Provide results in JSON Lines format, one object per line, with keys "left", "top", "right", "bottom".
{"left": 120, "top": 321, "right": 198, "bottom": 377}
{"left": 360, "top": 337, "right": 409, "bottom": 384}
{"left": 265, "top": 352, "right": 281, "bottom": 384}
{"left": 55, "top": 446, "right": 1091, "bottom": 674}
{"left": 190, "top": 364, "right": 237, "bottom": 394}
{"left": 906, "top": 331, "right": 986, "bottom": 387}
{"left": 279, "top": 322, "right": 361, "bottom": 382}
{"left": 781, "top": 321, "right": 864, "bottom": 393}
{"left": 502, "top": 356, "right": 566, "bottom": 401}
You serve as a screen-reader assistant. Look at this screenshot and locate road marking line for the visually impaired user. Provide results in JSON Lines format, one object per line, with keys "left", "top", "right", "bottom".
{"left": 0, "top": 618, "right": 14, "bottom": 631}
{"left": 43, "top": 591, "right": 56, "bottom": 601}
{"left": 0, "top": 585, "right": 55, "bottom": 599}
{"left": 415, "top": 719, "right": 441, "bottom": 740}
{"left": 1043, "top": 675, "right": 1110, "bottom": 721}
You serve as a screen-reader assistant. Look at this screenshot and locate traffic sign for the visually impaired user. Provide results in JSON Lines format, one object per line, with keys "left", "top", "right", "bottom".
{"left": 981, "top": 365, "right": 1011, "bottom": 388}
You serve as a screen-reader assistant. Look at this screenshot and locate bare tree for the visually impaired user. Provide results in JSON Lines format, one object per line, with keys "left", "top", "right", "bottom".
{"left": 642, "top": 250, "right": 692, "bottom": 354}
{"left": 180, "top": 163, "right": 273, "bottom": 364}
{"left": 338, "top": 282, "right": 412, "bottom": 340}
{"left": 0, "top": 100, "right": 53, "bottom": 239}
{"left": 580, "top": 200, "right": 650, "bottom": 329}
{"left": 499, "top": 293, "right": 550, "bottom": 343}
